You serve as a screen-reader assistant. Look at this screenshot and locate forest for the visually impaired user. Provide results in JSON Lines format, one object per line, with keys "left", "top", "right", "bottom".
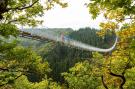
{"left": 0, "top": 0, "right": 135, "bottom": 89}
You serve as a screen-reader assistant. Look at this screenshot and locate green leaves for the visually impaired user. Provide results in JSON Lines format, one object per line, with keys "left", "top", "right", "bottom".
{"left": 26, "top": 4, "right": 44, "bottom": 17}
{"left": 0, "top": 24, "right": 19, "bottom": 38}
{"left": 0, "top": 46, "right": 52, "bottom": 87}
{"left": 0, "top": 0, "right": 68, "bottom": 27}
{"left": 62, "top": 60, "right": 102, "bottom": 89}
{"left": 0, "top": 0, "right": 68, "bottom": 88}
{"left": 88, "top": 3, "right": 100, "bottom": 19}
{"left": 87, "top": 0, "right": 135, "bottom": 88}
{"left": 14, "top": 75, "right": 61, "bottom": 89}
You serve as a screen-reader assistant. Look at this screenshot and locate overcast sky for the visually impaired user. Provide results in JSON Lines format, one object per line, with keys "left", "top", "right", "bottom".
{"left": 41, "top": 0, "right": 105, "bottom": 30}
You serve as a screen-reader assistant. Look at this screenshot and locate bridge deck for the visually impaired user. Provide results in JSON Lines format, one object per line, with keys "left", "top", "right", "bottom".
{"left": 19, "top": 30, "right": 52, "bottom": 42}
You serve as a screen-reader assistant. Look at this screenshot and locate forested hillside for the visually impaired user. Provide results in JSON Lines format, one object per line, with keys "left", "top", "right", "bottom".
{"left": 18, "top": 27, "right": 115, "bottom": 82}
{"left": 0, "top": 0, "right": 135, "bottom": 89}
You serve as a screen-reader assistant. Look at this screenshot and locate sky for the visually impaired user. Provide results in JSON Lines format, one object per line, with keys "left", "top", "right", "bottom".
{"left": 41, "top": 0, "right": 105, "bottom": 30}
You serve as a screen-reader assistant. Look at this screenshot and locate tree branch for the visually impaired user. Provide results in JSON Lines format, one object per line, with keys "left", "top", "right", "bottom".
{"left": 8, "top": 19, "right": 18, "bottom": 24}
{"left": 109, "top": 59, "right": 130, "bottom": 89}
{"left": 0, "top": 73, "right": 23, "bottom": 87}
{"left": 0, "top": 67, "right": 34, "bottom": 74}
{"left": 7, "top": 0, "right": 39, "bottom": 11}
{"left": 109, "top": 72, "right": 125, "bottom": 89}
{"left": 107, "top": 54, "right": 131, "bottom": 89}
{"left": 101, "top": 75, "right": 108, "bottom": 89}
{"left": 0, "top": 0, "right": 9, "bottom": 19}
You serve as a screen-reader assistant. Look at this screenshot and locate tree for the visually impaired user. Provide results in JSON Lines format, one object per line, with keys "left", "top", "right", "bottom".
{"left": 62, "top": 52, "right": 105, "bottom": 89}
{"left": 88, "top": 0, "right": 135, "bottom": 89}
{"left": 0, "top": 0, "right": 67, "bottom": 88}
{"left": 0, "top": 0, "right": 67, "bottom": 26}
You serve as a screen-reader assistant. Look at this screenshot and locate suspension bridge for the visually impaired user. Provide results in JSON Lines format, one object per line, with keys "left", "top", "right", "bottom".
{"left": 19, "top": 29, "right": 118, "bottom": 52}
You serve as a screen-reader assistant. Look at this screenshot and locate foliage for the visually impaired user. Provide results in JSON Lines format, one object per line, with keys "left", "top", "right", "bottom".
{"left": 62, "top": 52, "right": 104, "bottom": 89}
{"left": 1, "top": 0, "right": 135, "bottom": 89}
{"left": 0, "top": 0, "right": 67, "bottom": 89}
{"left": 46, "top": 28, "right": 115, "bottom": 83}
{"left": 88, "top": 0, "right": 135, "bottom": 89}
{"left": 13, "top": 75, "right": 61, "bottom": 89}
{"left": 20, "top": 27, "right": 115, "bottom": 83}
{"left": 0, "top": 45, "right": 52, "bottom": 86}
{"left": 0, "top": 0, "right": 67, "bottom": 26}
